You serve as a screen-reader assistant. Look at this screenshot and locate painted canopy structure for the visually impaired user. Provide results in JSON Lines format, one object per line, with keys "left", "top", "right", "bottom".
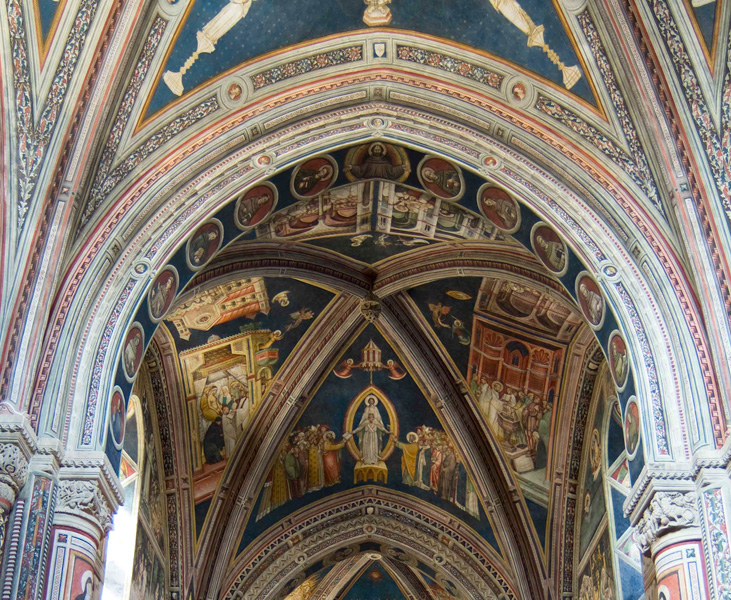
{"left": 0, "top": 1, "right": 729, "bottom": 599}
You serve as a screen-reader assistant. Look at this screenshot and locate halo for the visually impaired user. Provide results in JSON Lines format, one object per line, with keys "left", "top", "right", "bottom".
{"left": 492, "top": 381, "right": 504, "bottom": 392}
{"left": 80, "top": 570, "right": 93, "bottom": 590}
{"left": 369, "top": 142, "right": 387, "bottom": 156}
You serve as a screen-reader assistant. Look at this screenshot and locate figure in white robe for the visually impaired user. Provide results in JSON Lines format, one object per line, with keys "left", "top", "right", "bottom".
{"left": 351, "top": 398, "right": 389, "bottom": 464}
{"left": 483, "top": 381, "right": 504, "bottom": 435}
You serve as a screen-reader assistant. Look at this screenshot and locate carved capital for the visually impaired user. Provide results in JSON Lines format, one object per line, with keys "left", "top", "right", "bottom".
{"left": 635, "top": 491, "right": 697, "bottom": 553}
{"left": 0, "top": 443, "right": 30, "bottom": 510}
{"left": 56, "top": 480, "right": 113, "bottom": 533}
{"left": 359, "top": 292, "right": 382, "bottom": 324}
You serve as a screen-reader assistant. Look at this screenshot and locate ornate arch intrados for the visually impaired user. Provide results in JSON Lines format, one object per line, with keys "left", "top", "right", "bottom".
{"left": 34, "top": 82, "right": 722, "bottom": 482}
{"left": 221, "top": 488, "right": 516, "bottom": 600}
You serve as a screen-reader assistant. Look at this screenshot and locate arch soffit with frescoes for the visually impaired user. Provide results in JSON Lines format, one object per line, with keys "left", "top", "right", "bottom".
{"left": 43, "top": 110, "right": 712, "bottom": 472}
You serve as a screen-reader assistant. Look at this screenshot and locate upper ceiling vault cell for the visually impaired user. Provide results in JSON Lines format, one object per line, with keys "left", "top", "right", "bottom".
{"left": 145, "top": 0, "right": 594, "bottom": 117}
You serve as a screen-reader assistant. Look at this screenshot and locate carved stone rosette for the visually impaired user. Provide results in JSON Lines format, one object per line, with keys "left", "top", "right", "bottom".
{"left": 635, "top": 491, "right": 698, "bottom": 553}
{"left": 56, "top": 480, "right": 113, "bottom": 534}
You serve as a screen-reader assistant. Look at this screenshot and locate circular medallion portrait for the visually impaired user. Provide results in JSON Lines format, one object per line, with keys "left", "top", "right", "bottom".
{"left": 608, "top": 332, "right": 629, "bottom": 389}
{"left": 109, "top": 388, "right": 126, "bottom": 449}
{"left": 234, "top": 182, "right": 277, "bottom": 230}
{"left": 590, "top": 428, "right": 601, "bottom": 478}
{"left": 511, "top": 82, "right": 527, "bottom": 101}
{"left": 624, "top": 397, "right": 640, "bottom": 458}
{"left": 531, "top": 223, "right": 568, "bottom": 276}
{"left": 291, "top": 155, "right": 338, "bottom": 200}
{"left": 122, "top": 324, "right": 144, "bottom": 382}
{"left": 417, "top": 156, "right": 464, "bottom": 201}
{"left": 148, "top": 267, "right": 178, "bottom": 322}
{"left": 478, "top": 184, "right": 520, "bottom": 232}
{"left": 575, "top": 273, "right": 605, "bottom": 329}
{"left": 186, "top": 219, "right": 223, "bottom": 270}
{"left": 343, "top": 142, "right": 411, "bottom": 182}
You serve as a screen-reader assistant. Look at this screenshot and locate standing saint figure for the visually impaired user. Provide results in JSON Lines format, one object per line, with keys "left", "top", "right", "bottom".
{"left": 351, "top": 397, "right": 389, "bottom": 465}
{"left": 393, "top": 432, "right": 419, "bottom": 486}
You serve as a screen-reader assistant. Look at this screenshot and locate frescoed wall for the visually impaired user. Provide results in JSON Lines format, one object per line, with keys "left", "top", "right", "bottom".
{"left": 578, "top": 378, "right": 608, "bottom": 560}
{"left": 577, "top": 529, "right": 616, "bottom": 600}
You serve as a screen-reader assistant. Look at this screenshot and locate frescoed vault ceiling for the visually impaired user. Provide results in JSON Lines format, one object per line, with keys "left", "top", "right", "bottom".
{"left": 105, "top": 141, "right": 648, "bottom": 599}
{"left": 5, "top": 0, "right": 729, "bottom": 593}
{"left": 145, "top": 0, "right": 595, "bottom": 118}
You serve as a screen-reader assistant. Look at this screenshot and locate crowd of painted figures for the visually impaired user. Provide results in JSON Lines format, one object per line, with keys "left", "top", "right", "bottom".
{"left": 257, "top": 424, "right": 480, "bottom": 520}
{"left": 471, "top": 376, "right": 552, "bottom": 456}
{"left": 257, "top": 425, "right": 348, "bottom": 520}
{"left": 392, "top": 425, "right": 480, "bottom": 518}
{"left": 200, "top": 380, "right": 251, "bottom": 464}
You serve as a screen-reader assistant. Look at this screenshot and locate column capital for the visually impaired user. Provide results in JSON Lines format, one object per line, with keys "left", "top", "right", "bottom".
{"left": 55, "top": 452, "right": 124, "bottom": 541}
{"left": 0, "top": 444, "right": 30, "bottom": 509}
{"left": 0, "top": 404, "right": 37, "bottom": 510}
{"left": 634, "top": 490, "right": 698, "bottom": 554}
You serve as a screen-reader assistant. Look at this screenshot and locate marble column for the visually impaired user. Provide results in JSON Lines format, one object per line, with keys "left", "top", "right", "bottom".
{"left": 634, "top": 490, "right": 710, "bottom": 600}
{"left": 43, "top": 458, "right": 121, "bottom": 600}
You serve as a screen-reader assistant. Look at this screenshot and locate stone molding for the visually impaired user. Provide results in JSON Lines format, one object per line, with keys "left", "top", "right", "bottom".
{"left": 635, "top": 491, "right": 698, "bottom": 553}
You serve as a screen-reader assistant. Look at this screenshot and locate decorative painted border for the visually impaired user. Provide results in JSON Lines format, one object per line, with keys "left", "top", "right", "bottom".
{"left": 701, "top": 487, "right": 731, "bottom": 598}
{"left": 82, "top": 16, "right": 168, "bottom": 227}
{"left": 85, "top": 96, "right": 219, "bottom": 217}
{"left": 82, "top": 279, "right": 136, "bottom": 445}
{"left": 614, "top": 283, "right": 668, "bottom": 454}
{"left": 646, "top": 0, "right": 731, "bottom": 216}
{"left": 575, "top": 10, "right": 662, "bottom": 213}
{"left": 7, "top": 0, "right": 99, "bottom": 227}
{"left": 251, "top": 45, "right": 364, "bottom": 90}
{"left": 396, "top": 45, "right": 504, "bottom": 90}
